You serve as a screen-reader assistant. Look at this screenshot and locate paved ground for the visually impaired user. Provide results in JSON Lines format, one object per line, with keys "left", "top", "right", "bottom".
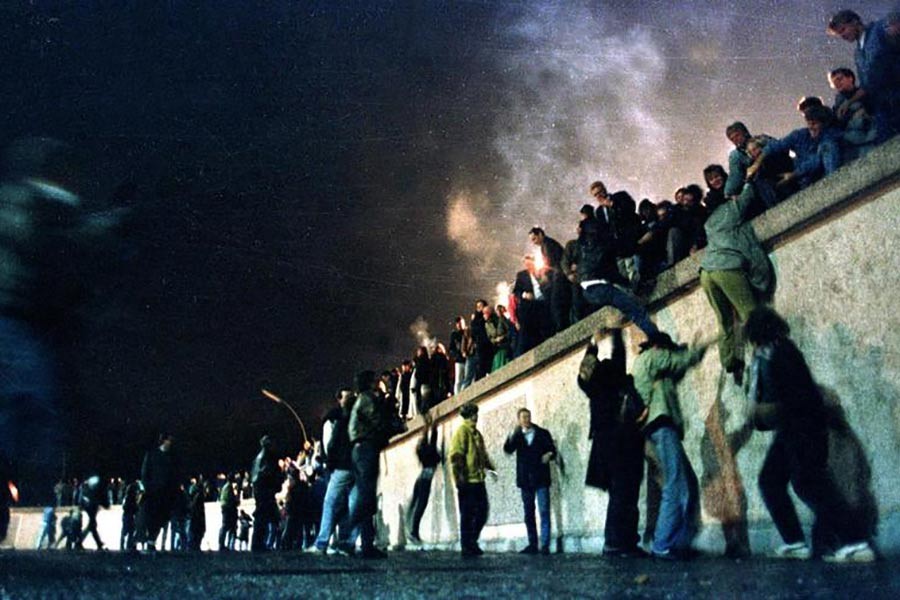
{"left": 1, "top": 549, "right": 898, "bottom": 599}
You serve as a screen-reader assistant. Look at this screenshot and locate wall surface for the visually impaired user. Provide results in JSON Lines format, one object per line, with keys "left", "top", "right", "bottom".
{"left": 377, "top": 137, "right": 900, "bottom": 555}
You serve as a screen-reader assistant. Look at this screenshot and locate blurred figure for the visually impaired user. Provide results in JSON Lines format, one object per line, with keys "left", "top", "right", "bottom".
{"left": 78, "top": 475, "right": 109, "bottom": 550}
{"left": 251, "top": 435, "right": 281, "bottom": 552}
{"left": 137, "top": 433, "right": 180, "bottom": 553}
{"left": 746, "top": 307, "right": 878, "bottom": 562}
{"left": 58, "top": 508, "right": 82, "bottom": 550}
{"left": 186, "top": 475, "right": 206, "bottom": 551}
{"left": 237, "top": 510, "right": 253, "bottom": 551}
{"left": 120, "top": 479, "right": 141, "bottom": 551}
{"left": 406, "top": 422, "right": 441, "bottom": 545}
{"left": 0, "top": 137, "right": 119, "bottom": 507}
{"left": 35, "top": 505, "right": 57, "bottom": 549}
{"left": 218, "top": 473, "right": 239, "bottom": 551}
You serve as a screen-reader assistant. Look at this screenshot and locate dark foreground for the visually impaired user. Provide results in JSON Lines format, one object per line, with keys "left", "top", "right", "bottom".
{"left": 1, "top": 550, "right": 898, "bottom": 599}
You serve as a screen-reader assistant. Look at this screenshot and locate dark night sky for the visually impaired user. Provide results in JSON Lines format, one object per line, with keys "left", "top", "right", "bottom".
{"left": 0, "top": 0, "right": 895, "bottom": 479}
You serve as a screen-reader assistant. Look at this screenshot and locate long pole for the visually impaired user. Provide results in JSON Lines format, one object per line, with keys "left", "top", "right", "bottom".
{"left": 261, "top": 388, "right": 309, "bottom": 447}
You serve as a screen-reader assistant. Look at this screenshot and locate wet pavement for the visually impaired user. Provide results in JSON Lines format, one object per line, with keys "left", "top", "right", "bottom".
{"left": 0, "top": 548, "right": 898, "bottom": 599}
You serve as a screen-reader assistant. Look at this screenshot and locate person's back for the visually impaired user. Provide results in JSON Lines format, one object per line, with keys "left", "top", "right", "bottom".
{"left": 577, "top": 217, "right": 621, "bottom": 284}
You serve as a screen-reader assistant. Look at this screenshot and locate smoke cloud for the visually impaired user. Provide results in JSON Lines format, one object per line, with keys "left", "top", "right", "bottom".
{"left": 408, "top": 315, "right": 436, "bottom": 352}
{"left": 446, "top": 1, "right": 671, "bottom": 282}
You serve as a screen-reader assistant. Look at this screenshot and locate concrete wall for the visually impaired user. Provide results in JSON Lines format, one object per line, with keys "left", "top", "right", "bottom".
{"left": 3, "top": 501, "right": 254, "bottom": 551}
{"left": 377, "top": 137, "right": 900, "bottom": 555}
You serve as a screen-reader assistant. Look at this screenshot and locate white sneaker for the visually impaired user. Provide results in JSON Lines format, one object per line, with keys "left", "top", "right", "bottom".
{"left": 773, "top": 541, "right": 811, "bottom": 559}
{"left": 822, "top": 541, "right": 875, "bottom": 563}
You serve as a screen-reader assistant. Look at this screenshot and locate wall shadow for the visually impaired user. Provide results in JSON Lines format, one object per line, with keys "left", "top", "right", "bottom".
{"left": 699, "top": 370, "right": 753, "bottom": 558}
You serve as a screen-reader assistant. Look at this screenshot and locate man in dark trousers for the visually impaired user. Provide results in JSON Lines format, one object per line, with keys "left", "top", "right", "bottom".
{"left": 503, "top": 408, "right": 557, "bottom": 555}
{"left": 78, "top": 475, "right": 109, "bottom": 550}
{"left": 577, "top": 327, "right": 648, "bottom": 558}
{"left": 138, "top": 433, "right": 179, "bottom": 552}
{"left": 347, "top": 370, "right": 395, "bottom": 559}
{"left": 250, "top": 435, "right": 281, "bottom": 552}
{"left": 469, "top": 299, "right": 494, "bottom": 381}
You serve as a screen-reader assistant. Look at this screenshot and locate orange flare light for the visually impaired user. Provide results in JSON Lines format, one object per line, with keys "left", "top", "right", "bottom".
{"left": 8, "top": 480, "right": 19, "bottom": 504}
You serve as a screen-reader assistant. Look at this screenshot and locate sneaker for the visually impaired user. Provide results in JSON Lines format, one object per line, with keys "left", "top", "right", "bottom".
{"left": 822, "top": 541, "right": 875, "bottom": 563}
{"left": 519, "top": 545, "right": 538, "bottom": 555}
{"left": 773, "top": 541, "right": 811, "bottom": 560}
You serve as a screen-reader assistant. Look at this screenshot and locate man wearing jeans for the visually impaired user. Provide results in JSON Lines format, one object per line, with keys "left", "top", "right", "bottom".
{"left": 503, "top": 408, "right": 556, "bottom": 555}
{"left": 450, "top": 402, "right": 495, "bottom": 558}
{"left": 633, "top": 332, "right": 709, "bottom": 560}
{"left": 315, "top": 388, "right": 356, "bottom": 554}
{"left": 347, "top": 371, "right": 394, "bottom": 559}
{"left": 577, "top": 209, "right": 660, "bottom": 338}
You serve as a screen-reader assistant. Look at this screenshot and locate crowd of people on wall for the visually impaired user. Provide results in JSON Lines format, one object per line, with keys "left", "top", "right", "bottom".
{"left": 2, "top": 7, "right": 896, "bottom": 566}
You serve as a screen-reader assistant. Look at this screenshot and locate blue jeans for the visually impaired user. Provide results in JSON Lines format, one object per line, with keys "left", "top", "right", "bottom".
{"left": 582, "top": 283, "right": 659, "bottom": 337}
{"left": 648, "top": 425, "right": 699, "bottom": 554}
{"left": 348, "top": 442, "right": 380, "bottom": 550}
{"left": 521, "top": 486, "right": 551, "bottom": 550}
{"left": 315, "top": 469, "right": 355, "bottom": 550}
{"left": 460, "top": 356, "right": 477, "bottom": 391}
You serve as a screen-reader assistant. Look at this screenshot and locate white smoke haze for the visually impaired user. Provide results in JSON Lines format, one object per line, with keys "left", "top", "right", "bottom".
{"left": 408, "top": 315, "right": 436, "bottom": 352}
{"left": 446, "top": 188, "right": 505, "bottom": 278}
{"left": 446, "top": 1, "right": 672, "bottom": 284}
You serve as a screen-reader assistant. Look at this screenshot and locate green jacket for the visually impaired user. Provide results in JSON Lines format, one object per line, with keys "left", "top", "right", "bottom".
{"left": 632, "top": 345, "right": 705, "bottom": 438}
{"left": 700, "top": 185, "right": 773, "bottom": 297}
{"left": 449, "top": 418, "right": 494, "bottom": 484}
{"left": 485, "top": 315, "right": 510, "bottom": 350}
{"left": 219, "top": 482, "right": 237, "bottom": 510}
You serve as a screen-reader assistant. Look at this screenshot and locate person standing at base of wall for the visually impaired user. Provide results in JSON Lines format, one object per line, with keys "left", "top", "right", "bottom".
{"left": 503, "top": 408, "right": 556, "bottom": 555}
{"left": 449, "top": 402, "right": 495, "bottom": 558}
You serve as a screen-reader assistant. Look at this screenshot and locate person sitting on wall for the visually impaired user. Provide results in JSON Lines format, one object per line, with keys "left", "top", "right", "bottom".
{"left": 829, "top": 67, "right": 879, "bottom": 160}
{"left": 503, "top": 408, "right": 557, "bottom": 555}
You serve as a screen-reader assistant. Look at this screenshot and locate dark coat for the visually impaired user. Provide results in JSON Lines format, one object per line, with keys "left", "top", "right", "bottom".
{"left": 576, "top": 217, "right": 623, "bottom": 284}
{"left": 251, "top": 447, "right": 281, "bottom": 495}
{"left": 577, "top": 330, "right": 643, "bottom": 490}
{"left": 503, "top": 424, "right": 557, "bottom": 489}
{"left": 324, "top": 407, "right": 353, "bottom": 472}
{"left": 141, "top": 447, "right": 179, "bottom": 497}
{"left": 416, "top": 428, "right": 442, "bottom": 469}
{"left": 541, "top": 236, "right": 565, "bottom": 271}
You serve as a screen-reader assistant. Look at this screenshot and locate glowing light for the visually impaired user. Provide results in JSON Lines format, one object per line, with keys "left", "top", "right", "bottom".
{"left": 493, "top": 280, "right": 511, "bottom": 309}
{"left": 262, "top": 388, "right": 282, "bottom": 404}
{"left": 8, "top": 481, "right": 18, "bottom": 504}
{"left": 533, "top": 247, "right": 545, "bottom": 272}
